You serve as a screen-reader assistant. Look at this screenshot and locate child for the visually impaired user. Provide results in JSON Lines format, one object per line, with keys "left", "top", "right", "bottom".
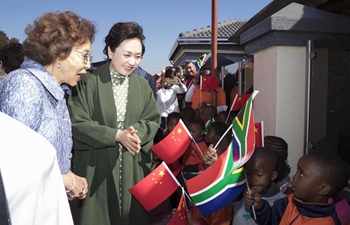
{"left": 200, "top": 105, "right": 217, "bottom": 135}
{"left": 264, "top": 135, "right": 292, "bottom": 194}
{"left": 180, "top": 107, "right": 195, "bottom": 127}
{"left": 155, "top": 67, "right": 187, "bottom": 140}
{"left": 154, "top": 111, "right": 182, "bottom": 144}
{"left": 215, "top": 110, "right": 228, "bottom": 124}
{"left": 182, "top": 117, "right": 208, "bottom": 179}
{"left": 204, "top": 121, "right": 231, "bottom": 156}
{"left": 244, "top": 151, "right": 349, "bottom": 225}
{"left": 232, "top": 147, "right": 286, "bottom": 225}
{"left": 190, "top": 122, "right": 233, "bottom": 225}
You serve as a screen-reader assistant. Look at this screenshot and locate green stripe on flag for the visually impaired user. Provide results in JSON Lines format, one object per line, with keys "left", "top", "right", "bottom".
{"left": 190, "top": 167, "right": 245, "bottom": 204}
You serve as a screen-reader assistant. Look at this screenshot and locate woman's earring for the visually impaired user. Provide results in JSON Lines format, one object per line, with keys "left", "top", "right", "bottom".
{"left": 57, "top": 62, "right": 61, "bottom": 68}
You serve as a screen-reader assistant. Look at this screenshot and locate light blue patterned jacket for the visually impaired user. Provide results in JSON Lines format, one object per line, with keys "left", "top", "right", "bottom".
{"left": 0, "top": 57, "right": 72, "bottom": 174}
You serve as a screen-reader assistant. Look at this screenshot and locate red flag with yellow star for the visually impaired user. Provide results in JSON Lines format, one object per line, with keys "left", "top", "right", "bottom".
{"left": 168, "top": 188, "right": 188, "bottom": 225}
{"left": 129, "top": 162, "right": 179, "bottom": 211}
{"left": 200, "top": 76, "right": 219, "bottom": 91}
{"left": 151, "top": 119, "right": 191, "bottom": 164}
{"left": 254, "top": 121, "right": 264, "bottom": 148}
{"left": 231, "top": 94, "right": 251, "bottom": 111}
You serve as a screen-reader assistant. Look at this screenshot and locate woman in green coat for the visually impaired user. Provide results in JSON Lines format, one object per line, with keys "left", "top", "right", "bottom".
{"left": 67, "top": 22, "right": 160, "bottom": 225}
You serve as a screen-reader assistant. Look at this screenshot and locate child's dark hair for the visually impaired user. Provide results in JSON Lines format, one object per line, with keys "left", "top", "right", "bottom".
{"left": 189, "top": 117, "right": 205, "bottom": 131}
{"left": 210, "top": 121, "right": 231, "bottom": 142}
{"left": 164, "top": 67, "right": 176, "bottom": 79}
{"left": 181, "top": 107, "right": 195, "bottom": 122}
{"left": 309, "top": 151, "right": 348, "bottom": 196}
{"left": 252, "top": 147, "right": 278, "bottom": 172}
{"left": 264, "top": 135, "right": 291, "bottom": 182}
{"left": 167, "top": 112, "right": 182, "bottom": 122}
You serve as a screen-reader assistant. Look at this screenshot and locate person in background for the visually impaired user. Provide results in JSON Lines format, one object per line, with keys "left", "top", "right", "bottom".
{"left": 200, "top": 105, "right": 217, "bottom": 135}
{"left": 223, "top": 72, "right": 237, "bottom": 108}
{"left": 0, "top": 112, "right": 74, "bottom": 225}
{"left": 0, "top": 42, "right": 24, "bottom": 82}
{"left": 0, "top": 11, "right": 95, "bottom": 200}
{"left": 183, "top": 61, "right": 197, "bottom": 88}
{"left": 232, "top": 147, "right": 286, "bottom": 225}
{"left": 264, "top": 135, "right": 292, "bottom": 194}
{"left": 244, "top": 151, "right": 348, "bottom": 225}
{"left": 182, "top": 117, "right": 208, "bottom": 179}
{"left": 155, "top": 67, "right": 187, "bottom": 140}
{"left": 67, "top": 21, "right": 160, "bottom": 225}
{"left": 215, "top": 110, "right": 228, "bottom": 124}
{"left": 133, "top": 66, "right": 156, "bottom": 98}
{"left": 185, "top": 67, "right": 227, "bottom": 112}
{"left": 180, "top": 106, "right": 196, "bottom": 127}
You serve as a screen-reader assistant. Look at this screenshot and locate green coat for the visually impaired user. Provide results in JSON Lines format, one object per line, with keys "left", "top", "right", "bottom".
{"left": 67, "top": 61, "right": 160, "bottom": 225}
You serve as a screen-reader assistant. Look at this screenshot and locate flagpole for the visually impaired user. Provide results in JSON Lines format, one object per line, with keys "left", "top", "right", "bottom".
{"left": 245, "top": 176, "right": 257, "bottom": 220}
{"left": 180, "top": 172, "right": 193, "bottom": 202}
{"left": 213, "top": 123, "right": 233, "bottom": 150}
{"left": 214, "top": 90, "right": 259, "bottom": 150}
{"left": 225, "top": 93, "right": 238, "bottom": 124}
{"left": 261, "top": 120, "right": 265, "bottom": 147}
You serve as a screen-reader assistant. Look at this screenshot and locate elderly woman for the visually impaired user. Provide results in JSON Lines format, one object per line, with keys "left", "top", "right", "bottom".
{"left": 67, "top": 22, "right": 160, "bottom": 225}
{"left": 0, "top": 11, "right": 96, "bottom": 200}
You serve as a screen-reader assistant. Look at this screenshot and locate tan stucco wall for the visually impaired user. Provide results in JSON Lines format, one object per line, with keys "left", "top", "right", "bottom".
{"left": 253, "top": 46, "right": 307, "bottom": 176}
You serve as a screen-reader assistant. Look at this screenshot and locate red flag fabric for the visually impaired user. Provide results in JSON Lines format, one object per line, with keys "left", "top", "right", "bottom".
{"left": 168, "top": 188, "right": 188, "bottom": 225}
{"left": 129, "top": 162, "right": 179, "bottom": 211}
{"left": 168, "top": 160, "right": 181, "bottom": 177}
{"left": 151, "top": 119, "right": 191, "bottom": 164}
{"left": 231, "top": 94, "right": 251, "bottom": 111}
{"left": 200, "top": 76, "right": 219, "bottom": 91}
{"left": 254, "top": 121, "right": 264, "bottom": 148}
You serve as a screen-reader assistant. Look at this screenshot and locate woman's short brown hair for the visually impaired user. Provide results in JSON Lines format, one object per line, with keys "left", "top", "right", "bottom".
{"left": 23, "top": 11, "right": 96, "bottom": 66}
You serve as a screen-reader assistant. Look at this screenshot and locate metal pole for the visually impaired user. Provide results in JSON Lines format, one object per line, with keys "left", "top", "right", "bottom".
{"left": 305, "top": 40, "right": 314, "bottom": 154}
{"left": 238, "top": 61, "right": 242, "bottom": 95}
{"left": 211, "top": 0, "right": 218, "bottom": 107}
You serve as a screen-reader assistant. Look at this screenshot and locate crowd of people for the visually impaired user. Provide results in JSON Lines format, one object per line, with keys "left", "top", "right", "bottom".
{"left": 0, "top": 10, "right": 349, "bottom": 225}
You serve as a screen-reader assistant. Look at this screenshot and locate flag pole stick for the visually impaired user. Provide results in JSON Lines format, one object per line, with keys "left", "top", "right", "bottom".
{"left": 215, "top": 90, "right": 259, "bottom": 151}
{"left": 225, "top": 93, "right": 238, "bottom": 124}
{"left": 180, "top": 172, "right": 193, "bottom": 201}
{"left": 245, "top": 175, "right": 257, "bottom": 220}
{"left": 213, "top": 123, "right": 233, "bottom": 150}
{"left": 261, "top": 120, "right": 265, "bottom": 147}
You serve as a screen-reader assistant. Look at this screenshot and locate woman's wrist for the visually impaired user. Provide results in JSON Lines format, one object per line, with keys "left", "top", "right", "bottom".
{"left": 65, "top": 171, "right": 75, "bottom": 194}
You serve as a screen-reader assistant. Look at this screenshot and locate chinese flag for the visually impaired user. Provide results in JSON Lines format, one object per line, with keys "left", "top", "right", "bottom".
{"left": 231, "top": 94, "right": 251, "bottom": 111}
{"left": 129, "top": 162, "right": 179, "bottom": 211}
{"left": 151, "top": 119, "right": 191, "bottom": 164}
{"left": 200, "top": 76, "right": 219, "bottom": 91}
{"left": 168, "top": 188, "right": 188, "bottom": 225}
{"left": 254, "top": 121, "right": 264, "bottom": 148}
{"left": 168, "top": 160, "right": 182, "bottom": 176}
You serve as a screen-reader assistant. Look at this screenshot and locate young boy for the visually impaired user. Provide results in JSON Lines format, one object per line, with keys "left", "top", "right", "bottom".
{"left": 180, "top": 107, "right": 195, "bottom": 127}
{"left": 232, "top": 147, "right": 286, "bottom": 225}
{"left": 200, "top": 106, "right": 217, "bottom": 130}
{"left": 244, "top": 151, "right": 348, "bottom": 225}
{"left": 154, "top": 112, "right": 182, "bottom": 144}
{"left": 190, "top": 122, "right": 233, "bottom": 225}
{"left": 182, "top": 117, "right": 208, "bottom": 179}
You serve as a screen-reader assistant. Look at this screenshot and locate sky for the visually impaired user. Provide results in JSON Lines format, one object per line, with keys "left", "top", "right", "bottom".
{"left": 0, "top": 0, "right": 272, "bottom": 75}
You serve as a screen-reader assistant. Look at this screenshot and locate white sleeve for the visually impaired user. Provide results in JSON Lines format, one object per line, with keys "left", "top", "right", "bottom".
{"left": 217, "top": 105, "right": 228, "bottom": 113}
{"left": 172, "top": 84, "right": 187, "bottom": 94}
{"left": 185, "top": 84, "right": 195, "bottom": 102}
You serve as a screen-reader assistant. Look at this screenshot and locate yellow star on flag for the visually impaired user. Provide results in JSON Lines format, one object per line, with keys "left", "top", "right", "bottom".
{"left": 254, "top": 127, "right": 259, "bottom": 133}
